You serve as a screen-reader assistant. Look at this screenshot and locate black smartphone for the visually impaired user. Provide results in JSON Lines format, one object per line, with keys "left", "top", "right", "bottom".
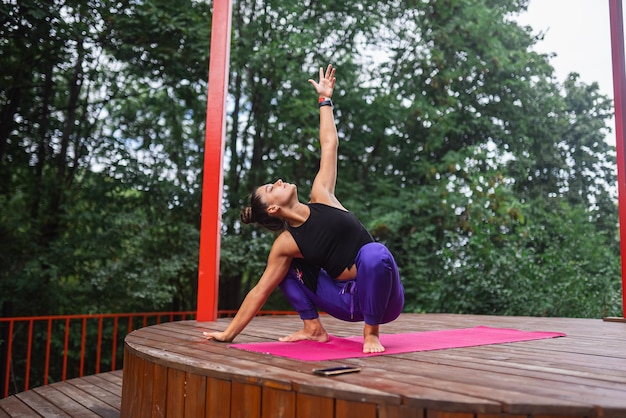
{"left": 312, "top": 365, "right": 361, "bottom": 376}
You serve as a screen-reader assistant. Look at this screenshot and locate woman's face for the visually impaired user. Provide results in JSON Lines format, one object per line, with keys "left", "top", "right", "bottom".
{"left": 258, "top": 179, "right": 297, "bottom": 208}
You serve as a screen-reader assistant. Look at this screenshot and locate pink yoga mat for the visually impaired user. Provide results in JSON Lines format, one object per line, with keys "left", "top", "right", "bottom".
{"left": 229, "top": 326, "right": 566, "bottom": 361}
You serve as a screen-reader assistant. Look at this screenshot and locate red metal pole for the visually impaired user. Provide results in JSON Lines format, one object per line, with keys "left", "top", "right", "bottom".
{"left": 79, "top": 318, "right": 86, "bottom": 377}
{"left": 111, "top": 316, "right": 118, "bottom": 371}
{"left": 24, "top": 320, "right": 33, "bottom": 391}
{"left": 62, "top": 318, "right": 69, "bottom": 381}
{"left": 609, "top": 0, "right": 626, "bottom": 318}
{"left": 197, "top": 0, "right": 233, "bottom": 321}
{"left": 44, "top": 319, "right": 51, "bottom": 386}
{"left": 3, "top": 321, "right": 13, "bottom": 398}
{"left": 96, "top": 317, "right": 103, "bottom": 374}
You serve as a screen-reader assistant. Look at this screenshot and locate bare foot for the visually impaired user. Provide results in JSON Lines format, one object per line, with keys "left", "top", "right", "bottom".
{"left": 279, "top": 329, "right": 329, "bottom": 342}
{"left": 363, "top": 324, "right": 385, "bottom": 353}
{"left": 279, "top": 318, "right": 329, "bottom": 342}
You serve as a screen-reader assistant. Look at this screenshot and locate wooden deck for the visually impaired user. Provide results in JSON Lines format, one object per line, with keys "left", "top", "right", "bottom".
{"left": 2, "top": 313, "right": 626, "bottom": 417}
{"left": 0, "top": 370, "right": 122, "bottom": 417}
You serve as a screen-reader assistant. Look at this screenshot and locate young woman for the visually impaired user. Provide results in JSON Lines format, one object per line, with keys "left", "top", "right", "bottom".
{"left": 203, "top": 64, "right": 404, "bottom": 353}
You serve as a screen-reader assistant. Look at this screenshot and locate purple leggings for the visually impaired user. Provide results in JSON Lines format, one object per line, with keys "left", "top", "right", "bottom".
{"left": 278, "top": 242, "right": 404, "bottom": 325}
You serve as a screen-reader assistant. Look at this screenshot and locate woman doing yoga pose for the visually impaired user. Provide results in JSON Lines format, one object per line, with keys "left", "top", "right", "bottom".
{"left": 203, "top": 64, "right": 404, "bottom": 353}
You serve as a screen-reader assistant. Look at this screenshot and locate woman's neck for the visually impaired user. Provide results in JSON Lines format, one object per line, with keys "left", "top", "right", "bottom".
{"left": 284, "top": 202, "right": 310, "bottom": 227}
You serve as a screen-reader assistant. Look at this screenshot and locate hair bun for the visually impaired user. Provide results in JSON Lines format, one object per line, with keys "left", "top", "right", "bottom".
{"left": 240, "top": 207, "right": 254, "bottom": 224}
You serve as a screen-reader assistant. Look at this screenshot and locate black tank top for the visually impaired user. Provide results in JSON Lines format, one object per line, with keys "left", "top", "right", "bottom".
{"left": 286, "top": 203, "right": 374, "bottom": 279}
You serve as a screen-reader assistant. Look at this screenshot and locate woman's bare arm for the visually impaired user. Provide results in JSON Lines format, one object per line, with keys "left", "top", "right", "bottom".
{"left": 203, "top": 232, "right": 298, "bottom": 342}
{"left": 308, "top": 65, "right": 345, "bottom": 209}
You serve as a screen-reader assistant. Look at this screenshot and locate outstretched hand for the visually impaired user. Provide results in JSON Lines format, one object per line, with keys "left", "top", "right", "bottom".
{"left": 308, "top": 64, "right": 336, "bottom": 98}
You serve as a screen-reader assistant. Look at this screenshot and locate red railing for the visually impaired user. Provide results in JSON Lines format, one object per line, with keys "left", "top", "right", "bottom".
{"left": 0, "top": 310, "right": 295, "bottom": 398}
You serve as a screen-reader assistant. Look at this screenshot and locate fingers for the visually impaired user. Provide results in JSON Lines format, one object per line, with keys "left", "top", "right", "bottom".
{"left": 318, "top": 65, "right": 336, "bottom": 81}
{"left": 202, "top": 331, "right": 217, "bottom": 340}
{"left": 323, "top": 64, "right": 336, "bottom": 81}
{"left": 324, "top": 64, "right": 332, "bottom": 79}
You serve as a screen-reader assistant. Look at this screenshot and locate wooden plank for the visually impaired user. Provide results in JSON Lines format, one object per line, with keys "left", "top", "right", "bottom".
{"left": 151, "top": 363, "right": 168, "bottom": 418}
{"left": 427, "top": 346, "right": 626, "bottom": 378}
{"left": 184, "top": 372, "right": 207, "bottom": 417}
{"left": 120, "top": 345, "right": 139, "bottom": 417}
{"left": 427, "top": 411, "right": 474, "bottom": 418}
{"left": 295, "top": 393, "right": 333, "bottom": 418}
{"left": 261, "top": 387, "right": 295, "bottom": 418}
{"left": 165, "top": 367, "right": 185, "bottom": 417}
{"left": 335, "top": 398, "right": 377, "bottom": 418}
{"left": 378, "top": 404, "right": 424, "bottom": 418}
{"left": 531, "top": 415, "right": 587, "bottom": 418}
{"left": 206, "top": 377, "right": 231, "bottom": 418}
{"left": 49, "top": 380, "right": 118, "bottom": 418}
{"left": 410, "top": 349, "right": 626, "bottom": 388}
{"left": 0, "top": 396, "right": 38, "bottom": 418}
{"left": 14, "top": 390, "right": 66, "bottom": 417}
{"left": 80, "top": 374, "right": 123, "bottom": 398}
{"left": 99, "top": 369, "right": 123, "bottom": 385}
{"left": 350, "top": 355, "right": 595, "bottom": 416}
{"left": 231, "top": 381, "right": 261, "bottom": 418}
{"left": 66, "top": 375, "right": 121, "bottom": 410}
{"left": 31, "top": 384, "right": 100, "bottom": 418}
{"left": 138, "top": 354, "right": 154, "bottom": 418}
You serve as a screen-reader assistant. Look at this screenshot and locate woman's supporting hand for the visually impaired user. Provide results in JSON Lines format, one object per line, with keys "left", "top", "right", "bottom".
{"left": 308, "top": 64, "right": 336, "bottom": 98}
{"left": 203, "top": 331, "right": 232, "bottom": 342}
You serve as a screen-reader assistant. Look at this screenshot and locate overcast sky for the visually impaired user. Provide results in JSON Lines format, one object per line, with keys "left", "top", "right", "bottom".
{"left": 517, "top": 1, "right": 614, "bottom": 96}
{"left": 516, "top": 1, "right": 618, "bottom": 143}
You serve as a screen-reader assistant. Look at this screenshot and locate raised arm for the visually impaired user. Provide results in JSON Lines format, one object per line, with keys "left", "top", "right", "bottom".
{"left": 308, "top": 65, "right": 344, "bottom": 208}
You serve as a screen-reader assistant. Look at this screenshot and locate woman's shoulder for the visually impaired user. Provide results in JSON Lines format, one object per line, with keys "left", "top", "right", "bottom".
{"left": 309, "top": 186, "right": 348, "bottom": 209}
{"left": 271, "top": 230, "right": 303, "bottom": 257}
{"left": 308, "top": 196, "right": 349, "bottom": 212}
{"left": 308, "top": 202, "right": 350, "bottom": 214}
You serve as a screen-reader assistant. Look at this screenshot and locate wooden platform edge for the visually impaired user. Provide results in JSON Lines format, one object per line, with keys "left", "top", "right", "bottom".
{"left": 119, "top": 314, "right": 626, "bottom": 418}
{"left": 602, "top": 316, "right": 626, "bottom": 323}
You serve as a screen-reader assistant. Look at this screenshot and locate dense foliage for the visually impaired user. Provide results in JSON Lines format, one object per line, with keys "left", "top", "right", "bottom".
{"left": 1, "top": 0, "right": 622, "bottom": 323}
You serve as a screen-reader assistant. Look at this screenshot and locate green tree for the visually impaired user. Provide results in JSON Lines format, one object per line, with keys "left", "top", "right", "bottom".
{"left": 327, "top": 0, "right": 620, "bottom": 316}
{"left": 0, "top": 0, "right": 620, "bottom": 321}
{"left": 217, "top": 0, "right": 396, "bottom": 309}
{"left": 0, "top": 0, "right": 211, "bottom": 316}
{"left": 1, "top": 0, "right": 113, "bottom": 315}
